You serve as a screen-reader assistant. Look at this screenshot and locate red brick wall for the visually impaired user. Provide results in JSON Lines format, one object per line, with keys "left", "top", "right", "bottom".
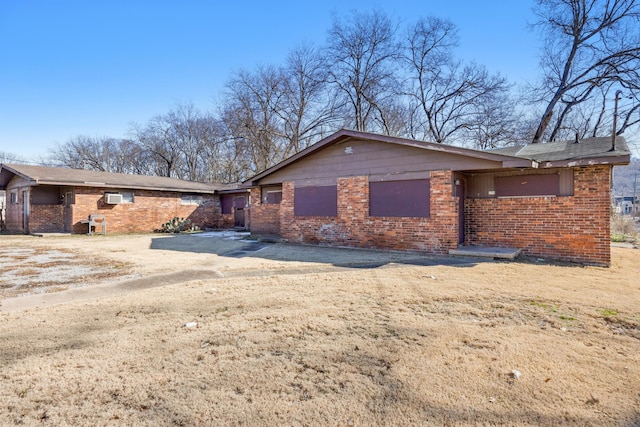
{"left": 5, "top": 193, "right": 23, "bottom": 233}
{"left": 219, "top": 214, "right": 234, "bottom": 228}
{"left": 279, "top": 172, "right": 459, "bottom": 254}
{"left": 249, "top": 187, "right": 281, "bottom": 236}
{"left": 4, "top": 177, "right": 28, "bottom": 232}
{"left": 30, "top": 205, "right": 65, "bottom": 233}
{"left": 71, "top": 187, "right": 221, "bottom": 234}
{"left": 465, "top": 165, "right": 611, "bottom": 265}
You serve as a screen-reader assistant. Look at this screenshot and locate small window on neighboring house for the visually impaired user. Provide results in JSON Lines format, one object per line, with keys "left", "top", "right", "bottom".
{"left": 294, "top": 185, "right": 337, "bottom": 217}
{"left": 369, "top": 179, "right": 430, "bottom": 217}
{"left": 264, "top": 190, "right": 282, "bottom": 204}
{"left": 10, "top": 190, "right": 18, "bottom": 204}
{"left": 181, "top": 194, "right": 204, "bottom": 205}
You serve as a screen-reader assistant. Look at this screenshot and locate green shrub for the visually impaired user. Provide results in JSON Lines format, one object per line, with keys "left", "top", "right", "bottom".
{"left": 160, "top": 217, "right": 192, "bottom": 233}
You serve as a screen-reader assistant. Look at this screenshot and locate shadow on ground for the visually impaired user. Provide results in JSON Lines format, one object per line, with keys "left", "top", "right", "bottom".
{"left": 150, "top": 231, "right": 484, "bottom": 269}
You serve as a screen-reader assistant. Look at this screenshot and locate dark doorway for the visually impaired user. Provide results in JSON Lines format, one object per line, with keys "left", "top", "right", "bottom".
{"left": 456, "top": 178, "right": 466, "bottom": 244}
{"left": 233, "top": 196, "right": 246, "bottom": 228}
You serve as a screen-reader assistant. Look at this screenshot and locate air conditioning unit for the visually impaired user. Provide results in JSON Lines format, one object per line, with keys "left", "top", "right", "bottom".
{"left": 106, "top": 193, "right": 123, "bottom": 204}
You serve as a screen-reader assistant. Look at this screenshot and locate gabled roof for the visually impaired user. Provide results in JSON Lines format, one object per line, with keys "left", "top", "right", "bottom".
{"left": 490, "top": 136, "right": 631, "bottom": 167}
{"left": 243, "top": 129, "right": 536, "bottom": 186}
{"left": 243, "top": 130, "right": 632, "bottom": 186}
{"left": 0, "top": 163, "right": 233, "bottom": 193}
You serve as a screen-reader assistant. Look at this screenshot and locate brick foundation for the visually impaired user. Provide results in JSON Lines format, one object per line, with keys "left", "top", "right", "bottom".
{"left": 465, "top": 166, "right": 611, "bottom": 266}
{"left": 279, "top": 172, "right": 459, "bottom": 254}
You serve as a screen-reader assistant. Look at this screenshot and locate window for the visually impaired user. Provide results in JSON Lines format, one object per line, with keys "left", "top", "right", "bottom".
{"left": 495, "top": 174, "right": 560, "bottom": 197}
{"left": 220, "top": 195, "right": 233, "bottom": 215}
{"left": 264, "top": 190, "right": 282, "bottom": 204}
{"left": 294, "top": 185, "right": 337, "bottom": 217}
{"left": 369, "top": 179, "right": 430, "bottom": 217}
{"left": 181, "top": 194, "right": 204, "bottom": 205}
{"left": 121, "top": 192, "right": 134, "bottom": 203}
{"left": 10, "top": 190, "right": 18, "bottom": 204}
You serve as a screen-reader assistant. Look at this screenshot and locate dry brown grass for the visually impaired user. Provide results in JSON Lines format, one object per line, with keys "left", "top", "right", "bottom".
{"left": 0, "top": 235, "right": 638, "bottom": 426}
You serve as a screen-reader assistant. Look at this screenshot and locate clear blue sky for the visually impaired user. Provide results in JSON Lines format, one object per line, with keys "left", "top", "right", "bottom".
{"left": 0, "top": 1, "right": 541, "bottom": 160}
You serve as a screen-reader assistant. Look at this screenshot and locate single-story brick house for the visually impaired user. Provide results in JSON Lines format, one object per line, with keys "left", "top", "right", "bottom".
{"left": 243, "top": 129, "right": 631, "bottom": 266}
{"left": 0, "top": 163, "right": 244, "bottom": 234}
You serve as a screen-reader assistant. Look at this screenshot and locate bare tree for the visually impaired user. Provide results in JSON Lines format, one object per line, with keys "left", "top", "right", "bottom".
{"left": 49, "top": 136, "right": 145, "bottom": 173}
{"left": 131, "top": 116, "right": 183, "bottom": 178}
{"left": 531, "top": 0, "right": 640, "bottom": 143}
{"left": 222, "top": 66, "right": 286, "bottom": 175}
{"left": 404, "top": 17, "right": 510, "bottom": 144}
{"left": 464, "top": 93, "right": 524, "bottom": 149}
{"left": 325, "top": 9, "right": 401, "bottom": 133}
{"left": 278, "top": 44, "right": 340, "bottom": 155}
{"left": 0, "top": 151, "right": 28, "bottom": 164}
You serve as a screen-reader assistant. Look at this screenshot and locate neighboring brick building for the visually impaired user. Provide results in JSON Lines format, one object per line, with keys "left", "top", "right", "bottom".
{"left": 244, "top": 129, "right": 631, "bottom": 266}
{"left": 0, "top": 164, "right": 236, "bottom": 234}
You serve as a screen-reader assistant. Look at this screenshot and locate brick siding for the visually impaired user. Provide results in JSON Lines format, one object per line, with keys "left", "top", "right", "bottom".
{"left": 465, "top": 165, "right": 611, "bottom": 266}
{"left": 249, "top": 187, "right": 281, "bottom": 236}
{"left": 30, "top": 204, "right": 65, "bottom": 233}
{"left": 70, "top": 187, "right": 221, "bottom": 234}
{"left": 279, "top": 172, "right": 459, "bottom": 254}
{"left": 4, "top": 189, "right": 24, "bottom": 233}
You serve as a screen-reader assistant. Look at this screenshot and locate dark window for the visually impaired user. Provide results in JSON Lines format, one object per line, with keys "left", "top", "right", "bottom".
{"left": 495, "top": 174, "right": 560, "bottom": 197}
{"left": 294, "top": 185, "right": 337, "bottom": 217}
{"left": 221, "top": 195, "right": 233, "bottom": 215}
{"left": 370, "top": 179, "right": 430, "bottom": 217}
{"left": 265, "top": 191, "right": 282, "bottom": 204}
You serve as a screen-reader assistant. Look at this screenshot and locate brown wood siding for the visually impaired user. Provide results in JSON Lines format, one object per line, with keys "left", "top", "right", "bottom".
{"left": 495, "top": 174, "right": 560, "bottom": 197}
{"left": 258, "top": 139, "right": 504, "bottom": 185}
{"left": 294, "top": 185, "right": 337, "bottom": 217}
{"left": 31, "top": 186, "right": 62, "bottom": 205}
{"left": 370, "top": 179, "right": 430, "bottom": 217}
{"left": 468, "top": 169, "right": 574, "bottom": 199}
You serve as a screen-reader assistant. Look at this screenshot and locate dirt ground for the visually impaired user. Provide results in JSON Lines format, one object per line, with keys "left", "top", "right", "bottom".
{"left": 0, "top": 232, "right": 639, "bottom": 426}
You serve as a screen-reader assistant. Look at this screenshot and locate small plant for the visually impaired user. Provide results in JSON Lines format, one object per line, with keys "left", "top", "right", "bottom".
{"left": 160, "top": 217, "right": 191, "bottom": 233}
{"left": 610, "top": 212, "right": 638, "bottom": 242}
{"left": 598, "top": 308, "right": 619, "bottom": 318}
{"left": 530, "top": 301, "right": 558, "bottom": 312}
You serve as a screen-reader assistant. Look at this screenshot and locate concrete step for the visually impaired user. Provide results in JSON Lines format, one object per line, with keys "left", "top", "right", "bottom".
{"left": 449, "top": 246, "right": 522, "bottom": 260}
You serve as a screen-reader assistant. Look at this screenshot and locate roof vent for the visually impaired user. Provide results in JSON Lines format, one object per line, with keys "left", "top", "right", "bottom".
{"left": 574, "top": 132, "right": 580, "bottom": 144}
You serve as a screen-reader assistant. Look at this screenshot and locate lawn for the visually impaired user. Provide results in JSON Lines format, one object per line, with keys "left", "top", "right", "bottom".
{"left": 0, "top": 234, "right": 638, "bottom": 425}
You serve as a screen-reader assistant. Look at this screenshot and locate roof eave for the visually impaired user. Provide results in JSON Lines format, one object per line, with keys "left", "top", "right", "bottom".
{"left": 502, "top": 159, "right": 539, "bottom": 168}
{"left": 31, "top": 180, "right": 219, "bottom": 194}
{"left": 539, "top": 154, "right": 631, "bottom": 168}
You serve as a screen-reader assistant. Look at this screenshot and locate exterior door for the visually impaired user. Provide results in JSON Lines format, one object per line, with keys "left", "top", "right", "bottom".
{"left": 22, "top": 190, "right": 29, "bottom": 233}
{"left": 233, "top": 196, "right": 246, "bottom": 228}
{"left": 63, "top": 191, "right": 73, "bottom": 232}
{"left": 456, "top": 178, "right": 465, "bottom": 245}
